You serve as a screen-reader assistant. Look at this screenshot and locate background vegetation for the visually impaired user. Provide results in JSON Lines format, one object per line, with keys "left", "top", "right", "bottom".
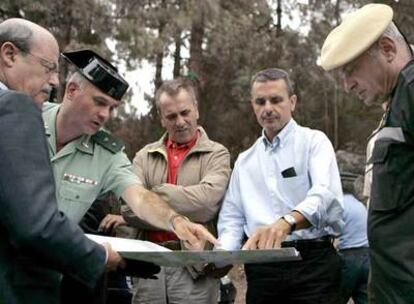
{"left": 2, "top": 0, "right": 413, "bottom": 161}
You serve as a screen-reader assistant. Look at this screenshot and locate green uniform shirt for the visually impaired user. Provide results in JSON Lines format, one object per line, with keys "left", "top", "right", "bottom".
{"left": 42, "top": 102, "right": 140, "bottom": 223}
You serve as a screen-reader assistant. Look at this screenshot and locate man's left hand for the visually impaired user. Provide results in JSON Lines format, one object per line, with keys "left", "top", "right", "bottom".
{"left": 98, "top": 214, "right": 127, "bottom": 234}
{"left": 242, "top": 219, "right": 291, "bottom": 250}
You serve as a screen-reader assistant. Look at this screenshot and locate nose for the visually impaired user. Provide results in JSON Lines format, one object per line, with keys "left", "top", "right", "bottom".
{"left": 176, "top": 115, "right": 186, "bottom": 127}
{"left": 98, "top": 106, "right": 111, "bottom": 122}
{"left": 49, "top": 72, "right": 59, "bottom": 88}
{"left": 263, "top": 100, "right": 273, "bottom": 113}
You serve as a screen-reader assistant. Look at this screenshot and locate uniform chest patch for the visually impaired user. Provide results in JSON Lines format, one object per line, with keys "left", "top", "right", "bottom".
{"left": 63, "top": 173, "right": 98, "bottom": 185}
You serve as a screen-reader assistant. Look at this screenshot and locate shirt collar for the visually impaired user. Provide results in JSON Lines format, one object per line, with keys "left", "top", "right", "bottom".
{"left": 262, "top": 119, "right": 296, "bottom": 150}
{"left": 0, "top": 81, "right": 8, "bottom": 90}
{"left": 165, "top": 129, "right": 200, "bottom": 149}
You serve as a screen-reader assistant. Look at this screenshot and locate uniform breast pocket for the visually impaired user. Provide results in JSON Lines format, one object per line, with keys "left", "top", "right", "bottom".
{"left": 58, "top": 181, "right": 99, "bottom": 223}
{"left": 280, "top": 175, "right": 309, "bottom": 204}
{"left": 370, "top": 141, "right": 397, "bottom": 212}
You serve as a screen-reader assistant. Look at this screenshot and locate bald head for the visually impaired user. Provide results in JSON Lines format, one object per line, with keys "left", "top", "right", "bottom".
{"left": 0, "top": 18, "right": 59, "bottom": 105}
{"left": 0, "top": 18, "right": 57, "bottom": 53}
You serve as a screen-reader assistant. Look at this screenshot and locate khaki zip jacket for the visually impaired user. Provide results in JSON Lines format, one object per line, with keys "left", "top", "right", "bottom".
{"left": 122, "top": 127, "right": 231, "bottom": 243}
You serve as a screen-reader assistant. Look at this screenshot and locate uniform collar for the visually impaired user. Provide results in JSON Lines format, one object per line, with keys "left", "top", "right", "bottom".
{"left": 43, "top": 102, "right": 94, "bottom": 156}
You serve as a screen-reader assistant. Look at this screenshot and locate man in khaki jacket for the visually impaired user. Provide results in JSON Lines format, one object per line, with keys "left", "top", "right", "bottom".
{"left": 102, "top": 77, "right": 231, "bottom": 304}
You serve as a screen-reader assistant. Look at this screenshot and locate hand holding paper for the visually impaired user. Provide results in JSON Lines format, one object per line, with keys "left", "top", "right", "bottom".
{"left": 103, "top": 242, "right": 126, "bottom": 271}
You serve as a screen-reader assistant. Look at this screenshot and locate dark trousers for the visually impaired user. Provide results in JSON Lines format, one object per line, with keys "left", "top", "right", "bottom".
{"left": 61, "top": 274, "right": 107, "bottom": 304}
{"left": 338, "top": 247, "right": 370, "bottom": 304}
{"left": 245, "top": 243, "right": 341, "bottom": 304}
{"left": 60, "top": 273, "right": 131, "bottom": 304}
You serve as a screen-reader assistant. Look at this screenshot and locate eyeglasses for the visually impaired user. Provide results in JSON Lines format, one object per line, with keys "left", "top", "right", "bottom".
{"left": 24, "top": 51, "right": 59, "bottom": 74}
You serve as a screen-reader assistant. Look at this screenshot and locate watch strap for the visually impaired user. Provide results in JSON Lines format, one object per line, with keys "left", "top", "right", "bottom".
{"left": 282, "top": 214, "right": 297, "bottom": 233}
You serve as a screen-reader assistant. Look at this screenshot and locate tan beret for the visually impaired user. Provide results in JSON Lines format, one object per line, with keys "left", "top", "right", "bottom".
{"left": 320, "top": 4, "right": 393, "bottom": 71}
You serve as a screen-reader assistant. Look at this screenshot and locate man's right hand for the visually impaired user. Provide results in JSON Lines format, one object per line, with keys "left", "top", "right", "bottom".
{"left": 103, "top": 243, "right": 126, "bottom": 272}
{"left": 171, "top": 215, "right": 220, "bottom": 250}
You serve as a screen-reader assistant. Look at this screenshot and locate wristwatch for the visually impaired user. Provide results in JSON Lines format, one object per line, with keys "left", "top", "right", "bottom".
{"left": 282, "top": 214, "right": 297, "bottom": 233}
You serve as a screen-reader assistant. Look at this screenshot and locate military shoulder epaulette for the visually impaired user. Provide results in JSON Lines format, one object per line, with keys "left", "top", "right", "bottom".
{"left": 92, "top": 130, "right": 124, "bottom": 153}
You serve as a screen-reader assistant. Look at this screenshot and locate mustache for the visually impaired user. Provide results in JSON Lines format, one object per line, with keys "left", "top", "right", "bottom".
{"left": 41, "top": 86, "right": 53, "bottom": 96}
{"left": 261, "top": 112, "right": 279, "bottom": 120}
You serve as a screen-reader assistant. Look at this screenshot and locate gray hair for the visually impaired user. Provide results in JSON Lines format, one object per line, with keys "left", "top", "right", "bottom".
{"left": 67, "top": 72, "right": 88, "bottom": 90}
{"left": 155, "top": 78, "right": 198, "bottom": 112}
{"left": 250, "top": 68, "right": 295, "bottom": 96}
{"left": 0, "top": 20, "right": 33, "bottom": 53}
{"left": 381, "top": 21, "right": 405, "bottom": 42}
{"left": 368, "top": 21, "right": 407, "bottom": 56}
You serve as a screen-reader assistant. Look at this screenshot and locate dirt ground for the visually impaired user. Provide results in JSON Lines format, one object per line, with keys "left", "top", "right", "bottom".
{"left": 228, "top": 265, "right": 247, "bottom": 304}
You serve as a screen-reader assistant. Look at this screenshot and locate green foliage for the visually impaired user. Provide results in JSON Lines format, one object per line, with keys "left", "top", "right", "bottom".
{"left": 2, "top": 0, "right": 413, "bottom": 159}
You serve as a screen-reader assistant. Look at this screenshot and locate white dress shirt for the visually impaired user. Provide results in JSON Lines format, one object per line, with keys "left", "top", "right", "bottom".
{"left": 218, "top": 119, "right": 343, "bottom": 250}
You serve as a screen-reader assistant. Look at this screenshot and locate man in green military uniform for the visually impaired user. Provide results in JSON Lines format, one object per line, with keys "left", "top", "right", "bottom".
{"left": 42, "top": 49, "right": 218, "bottom": 302}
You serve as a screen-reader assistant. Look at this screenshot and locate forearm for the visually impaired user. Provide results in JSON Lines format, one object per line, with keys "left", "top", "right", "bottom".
{"left": 152, "top": 183, "right": 225, "bottom": 222}
{"left": 121, "top": 205, "right": 161, "bottom": 230}
{"left": 294, "top": 134, "right": 343, "bottom": 229}
{"left": 121, "top": 184, "right": 177, "bottom": 231}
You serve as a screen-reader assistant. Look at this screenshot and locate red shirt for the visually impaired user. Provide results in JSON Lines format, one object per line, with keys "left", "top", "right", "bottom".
{"left": 147, "top": 131, "right": 200, "bottom": 243}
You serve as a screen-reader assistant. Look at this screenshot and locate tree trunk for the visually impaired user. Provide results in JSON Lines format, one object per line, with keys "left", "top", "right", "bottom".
{"left": 276, "top": 0, "right": 282, "bottom": 35}
{"left": 333, "top": 84, "right": 338, "bottom": 149}
{"left": 154, "top": 23, "right": 165, "bottom": 91}
{"left": 173, "top": 31, "right": 182, "bottom": 78}
{"left": 189, "top": 10, "right": 205, "bottom": 88}
{"left": 57, "top": 0, "right": 74, "bottom": 102}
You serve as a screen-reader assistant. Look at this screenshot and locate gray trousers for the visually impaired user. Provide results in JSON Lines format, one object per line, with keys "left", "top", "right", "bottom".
{"left": 132, "top": 266, "right": 219, "bottom": 304}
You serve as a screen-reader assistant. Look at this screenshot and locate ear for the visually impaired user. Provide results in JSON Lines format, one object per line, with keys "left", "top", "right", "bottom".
{"left": 0, "top": 42, "right": 19, "bottom": 67}
{"left": 65, "top": 81, "right": 79, "bottom": 100}
{"left": 377, "top": 36, "right": 397, "bottom": 62}
{"left": 194, "top": 104, "right": 199, "bottom": 120}
{"left": 290, "top": 94, "right": 297, "bottom": 112}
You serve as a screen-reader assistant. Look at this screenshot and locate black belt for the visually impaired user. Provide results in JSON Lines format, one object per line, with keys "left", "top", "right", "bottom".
{"left": 158, "top": 240, "right": 181, "bottom": 251}
{"left": 281, "top": 235, "right": 333, "bottom": 250}
{"left": 338, "top": 247, "right": 369, "bottom": 255}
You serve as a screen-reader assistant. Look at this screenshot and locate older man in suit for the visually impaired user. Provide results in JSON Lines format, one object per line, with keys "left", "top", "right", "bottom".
{"left": 0, "top": 18, "right": 123, "bottom": 304}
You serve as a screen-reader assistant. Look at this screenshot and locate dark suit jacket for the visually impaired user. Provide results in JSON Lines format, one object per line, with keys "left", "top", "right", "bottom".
{"left": 0, "top": 90, "right": 106, "bottom": 304}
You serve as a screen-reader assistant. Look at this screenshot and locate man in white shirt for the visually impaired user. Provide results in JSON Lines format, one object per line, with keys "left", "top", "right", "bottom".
{"left": 218, "top": 68, "right": 343, "bottom": 303}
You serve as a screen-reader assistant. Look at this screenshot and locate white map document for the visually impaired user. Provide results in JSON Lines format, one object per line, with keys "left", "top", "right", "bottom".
{"left": 86, "top": 234, "right": 301, "bottom": 266}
